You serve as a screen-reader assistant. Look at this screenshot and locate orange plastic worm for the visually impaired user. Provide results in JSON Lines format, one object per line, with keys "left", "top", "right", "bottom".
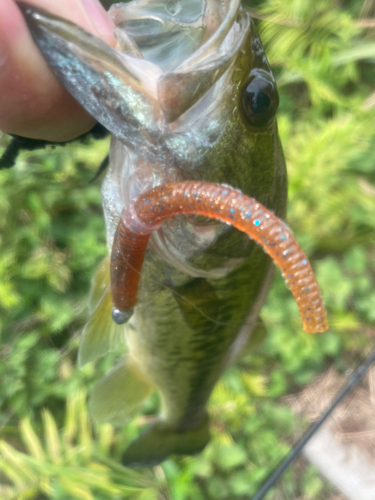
{"left": 110, "top": 181, "right": 328, "bottom": 333}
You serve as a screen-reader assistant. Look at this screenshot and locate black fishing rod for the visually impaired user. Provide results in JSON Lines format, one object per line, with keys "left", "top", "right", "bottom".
{"left": 251, "top": 345, "right": 375, "bottom": 500}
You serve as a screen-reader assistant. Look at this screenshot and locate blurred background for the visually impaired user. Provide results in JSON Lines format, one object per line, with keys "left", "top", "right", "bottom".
{"left": 1, "top": 0, "right": 375, "bottom": 498}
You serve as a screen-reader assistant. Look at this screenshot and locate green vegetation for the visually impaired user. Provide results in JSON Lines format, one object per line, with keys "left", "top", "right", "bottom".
{"left": 1, "top": 0, "right": 375, "bottom": 498}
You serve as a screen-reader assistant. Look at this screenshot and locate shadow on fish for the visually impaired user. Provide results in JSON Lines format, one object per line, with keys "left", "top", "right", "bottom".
{"left": 17, "top": 0, "right": 327, "bottom": 467}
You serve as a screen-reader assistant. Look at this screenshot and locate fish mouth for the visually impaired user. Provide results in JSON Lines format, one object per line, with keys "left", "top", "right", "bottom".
{"left": 17, "top": 1, "right": 253, "bottom": 275}
{"left": 17, "top": 0, "right": 249, "bottom": 135}
{"left": 110, "top": 0, "right": 245, "bottom": 123}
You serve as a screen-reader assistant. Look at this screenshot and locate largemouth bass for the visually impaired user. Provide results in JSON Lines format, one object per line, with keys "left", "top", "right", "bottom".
{"left": 19, "top": 0, "right": 288, "bottom": 466}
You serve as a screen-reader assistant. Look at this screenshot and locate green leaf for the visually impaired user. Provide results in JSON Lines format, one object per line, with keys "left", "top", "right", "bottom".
{"left": 20, "top": 417, "right": 45, "bottom": 461}
{"left": 43, "top": 409, "right": 62, "bottom": 465}
{"left": 60, "top": 478, "right": 95, "bottom": 500}
{"left": 216, "top": 444, "right": 248, "bottom": 471}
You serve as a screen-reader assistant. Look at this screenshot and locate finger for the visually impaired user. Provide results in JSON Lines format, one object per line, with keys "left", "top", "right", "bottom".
{"left": 0, "top": 0, "right": 116, "bottom": 142}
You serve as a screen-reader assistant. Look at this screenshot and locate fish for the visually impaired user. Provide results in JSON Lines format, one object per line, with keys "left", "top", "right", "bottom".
{"left": 19, "top": 0, "right": 290, "bottom": 467}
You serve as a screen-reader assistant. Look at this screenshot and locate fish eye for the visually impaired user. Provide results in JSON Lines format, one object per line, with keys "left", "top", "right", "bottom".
{"left": 242, "top": 70, "right": 279, "bottom": 128}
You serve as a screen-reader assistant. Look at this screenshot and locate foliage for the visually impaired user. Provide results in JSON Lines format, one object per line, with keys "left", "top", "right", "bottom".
{"left": 0, "top": 390, "right": 168, "bottom": 499}
{"left": 1, "top": 0, "right": 375, "bottom": 499}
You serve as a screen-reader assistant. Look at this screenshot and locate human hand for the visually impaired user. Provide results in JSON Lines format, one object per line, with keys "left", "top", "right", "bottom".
{"left": 0, "top": 0, "right": 116, "bottom": 142}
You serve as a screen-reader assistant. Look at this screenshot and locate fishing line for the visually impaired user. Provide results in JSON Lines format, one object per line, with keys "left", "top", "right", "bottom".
{"left": 250, "top": 344, "right": 375, "bottom": 500}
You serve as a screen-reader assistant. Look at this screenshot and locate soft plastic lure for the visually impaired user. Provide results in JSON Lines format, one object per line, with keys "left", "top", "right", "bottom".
{"left": 111, "top": 181, "right": 327, "bottom": 334}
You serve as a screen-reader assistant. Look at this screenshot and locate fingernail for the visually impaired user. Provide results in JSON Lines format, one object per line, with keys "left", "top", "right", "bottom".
{"left": 0, "top": 38, "right": 9, "bottom": 80}
{"left": 80, "top": 0, "right": 115, "bottom": 40}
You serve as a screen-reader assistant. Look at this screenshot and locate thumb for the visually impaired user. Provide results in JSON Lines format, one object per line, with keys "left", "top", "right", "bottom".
{"left": 0, "top": 0, "right": 116, "bottom": 142}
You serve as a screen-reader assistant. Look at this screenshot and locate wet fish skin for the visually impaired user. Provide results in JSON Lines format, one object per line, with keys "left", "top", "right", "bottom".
{"left": 18, "top": 0, "right": 287, "bottom": 466}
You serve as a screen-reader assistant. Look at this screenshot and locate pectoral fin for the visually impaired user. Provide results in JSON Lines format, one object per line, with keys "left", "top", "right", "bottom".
{"left": 89, "top": 356, "right": 154, "bottom": 427}
{"left": 122, "top": 414, "right": 210, "bottom": 468}
{"left": 88, "top": 256, "right": 110, "bottom": 314}
{"left": 79, "top": 286, "right": 129, "bottom": 368}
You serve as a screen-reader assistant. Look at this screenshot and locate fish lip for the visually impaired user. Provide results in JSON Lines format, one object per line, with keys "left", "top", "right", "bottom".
{"left": 17, "top": 1, "right": 251, "bottom": 133}
{"left": 17, "top": 1, "right": 166, "bottom": 158}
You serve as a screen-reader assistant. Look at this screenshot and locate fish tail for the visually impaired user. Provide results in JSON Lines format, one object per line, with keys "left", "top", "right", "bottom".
{"left": 122, "top": 414, "right": 210, "bottom": 467}
{"left": 89, "top": 356, "right": 154, "bottom": 427}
